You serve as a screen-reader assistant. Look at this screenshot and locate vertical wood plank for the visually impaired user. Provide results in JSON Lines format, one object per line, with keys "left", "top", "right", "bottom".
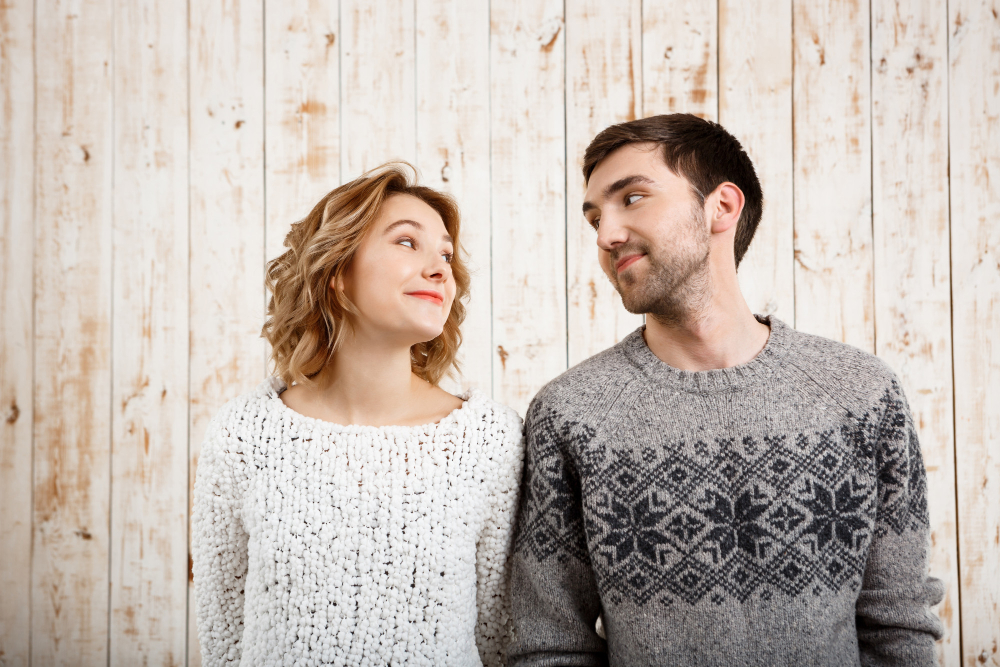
{"left": 871, "top": 0, "right": 959, "bottom": 662}
{"left": 109, "top": 0, "right": 189, "bottom": 664}
{"left": 0, "top": 0, "right": 34, "bottom": 664}
{"left": 719, "top": 0, "right": 795, "bottom": 325}
{"left": 490, "top": 0, "right": 566, "bottom": 413}
{"left": 32, "top": 1, "right": 114, "bottom": 664}
{"left": 565, "top": 0, "right": 643, "bottom": 367}
{"left": 188, "top": 1, "right": 266, "bottom": 664}
{"left": 792, "top": 0, "right": 874, "bottom": 350}
{"left": 264, "top": 0, "right": 340, "bottom": 262}
{"left": 415, "top": 0, "right": 492, "bottom": 394}
{"left": 641, "top": 0, "right": 717, "bottom": 120}
{"left": 340, "top": 0, "right": 415, "bottom": 180}
{"left": 950, "top": 1, "right": 1000, "bottom": 664}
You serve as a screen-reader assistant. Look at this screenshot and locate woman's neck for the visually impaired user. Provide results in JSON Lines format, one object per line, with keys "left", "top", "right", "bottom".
{"left": 280, "top": 330, "right": 461, "bottom": 427}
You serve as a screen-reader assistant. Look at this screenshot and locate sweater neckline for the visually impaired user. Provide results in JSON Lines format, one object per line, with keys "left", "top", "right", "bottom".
{"left": 618, "top": 314, "right": 791, "bottom": 394}
{"left": 262, "top": 376, "right": 483, "bottom": 435}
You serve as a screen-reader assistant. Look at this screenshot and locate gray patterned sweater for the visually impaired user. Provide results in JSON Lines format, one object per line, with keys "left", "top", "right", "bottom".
{"left": 509, "top": 317, "right": 944, "bottom": 667}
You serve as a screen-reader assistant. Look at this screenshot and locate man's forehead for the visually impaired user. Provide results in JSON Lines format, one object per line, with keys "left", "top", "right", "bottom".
{"left": 585, "top": 144, "right": 670, "bottom": 197}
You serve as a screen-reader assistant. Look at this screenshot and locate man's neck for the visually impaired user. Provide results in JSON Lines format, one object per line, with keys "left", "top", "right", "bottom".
{"left": 643, "top": 282, "right": 771, "bottom": 372}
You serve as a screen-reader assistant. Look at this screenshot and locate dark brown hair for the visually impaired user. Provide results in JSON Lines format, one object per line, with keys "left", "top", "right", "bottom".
{"left": 583, "top": 113, "right": 763, "bottom": 267}
{"left": 262, "top": 162, "right": 470, "bottom": 387}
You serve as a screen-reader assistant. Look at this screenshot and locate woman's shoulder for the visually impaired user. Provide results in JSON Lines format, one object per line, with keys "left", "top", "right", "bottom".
{"left": 455, "top": 390, "right": 524, "bottom": 466}
{"left": 204, "top": 377, "right": 283, "bottom": 443}
{"left": 458, "top": 389, "right": 522, "bottom": 433}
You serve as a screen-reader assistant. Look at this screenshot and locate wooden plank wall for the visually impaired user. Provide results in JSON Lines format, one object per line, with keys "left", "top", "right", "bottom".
{"left": 1, "top": 1, "right": 997, "bottom": 665}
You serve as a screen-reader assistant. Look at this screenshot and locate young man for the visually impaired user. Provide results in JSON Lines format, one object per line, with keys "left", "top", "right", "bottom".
{"left": 508, "top": 114, "right": 944, "bottom": 666}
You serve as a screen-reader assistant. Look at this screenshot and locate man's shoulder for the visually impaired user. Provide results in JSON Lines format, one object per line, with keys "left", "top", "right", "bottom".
{"left": 780, "top": 322, "right": 902, "bottom": 400}
{"left": 529, "top": 331, "right": 642, "bottom": 423}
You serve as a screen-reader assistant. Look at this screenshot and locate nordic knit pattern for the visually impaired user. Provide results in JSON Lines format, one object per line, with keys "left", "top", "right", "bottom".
{"left": 509, "top": 317, "right": 945, "bottom": 667}
{"left": 192, "top": 378, "right": 524, "bottom": 667}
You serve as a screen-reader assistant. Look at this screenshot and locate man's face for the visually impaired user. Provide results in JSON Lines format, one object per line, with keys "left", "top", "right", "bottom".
{"left": 582, "top": 142, "right": 710, "bottom": 321}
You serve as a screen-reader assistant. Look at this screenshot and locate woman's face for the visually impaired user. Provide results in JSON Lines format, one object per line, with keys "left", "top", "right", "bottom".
{"left": 339, "top": 194, "right": 456, "bottom": 346}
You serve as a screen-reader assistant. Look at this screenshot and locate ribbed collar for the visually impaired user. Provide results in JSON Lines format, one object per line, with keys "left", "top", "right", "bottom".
{"left": 617, "top": 315, "right": 792, "bottom": 394}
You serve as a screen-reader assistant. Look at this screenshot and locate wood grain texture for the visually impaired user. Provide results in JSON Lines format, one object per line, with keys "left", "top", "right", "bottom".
{"left": 871, "top": 0, "right": 959, "bottom": 663}
{"left": 264, "top": 0, "right": 340, "bottom": 263}
{"left": 949, "top": 0, "right": 1000, "bottom": 664}
{"left": 32, "top": 1, "right": 113, "bottom": 664}
{"left": 490, "top": 0, "right": 567, "bottom": 413}
{"left": 0, "top": 0, "right": 33, "bottom": 664}
{"left": 341, "top": 0, "right": 415, "bottom": 181}
{"left": 188, "top": 1, "right": 266, "bottom": 663}
{"left": 565, "top": 0, "right": 644, "bottom": 368}
{"left": 792, "top": 0, "right": 874, "bottom": 351}
{"left": 641, "top": 0, "right": 717, "bottom": 120}
{"left": 109, "top": 1, "right": 189, "bottom": 664}
{"left": 415, "top": 0, "right": 492, "bottom": 394}
{"left": 719, "top": 0, "right": 795, "bottom": 325}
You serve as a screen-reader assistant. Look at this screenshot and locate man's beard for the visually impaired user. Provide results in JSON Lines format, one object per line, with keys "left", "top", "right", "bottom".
{"left": 608, "top": 205, "right": 711, "bottom": 325}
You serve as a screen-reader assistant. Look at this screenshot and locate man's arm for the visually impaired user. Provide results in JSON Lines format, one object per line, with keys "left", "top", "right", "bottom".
{"left": 508, "top": 398, "right": 607, "bottom": 667}
{"left": 856, "top": 378, "right": 945, "bottom": 666}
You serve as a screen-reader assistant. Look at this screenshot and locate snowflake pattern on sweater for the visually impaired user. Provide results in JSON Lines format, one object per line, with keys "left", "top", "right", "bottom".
{"left": 192, "top": 378, "right": 524, "bottom": 667}
{"left": 516, "top": 382, "right": 930, "bottom": 607}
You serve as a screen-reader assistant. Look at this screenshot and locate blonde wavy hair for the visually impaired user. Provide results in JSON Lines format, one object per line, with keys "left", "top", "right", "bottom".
{"left": 262, "top": 162, "right": 470, "bottom": 387}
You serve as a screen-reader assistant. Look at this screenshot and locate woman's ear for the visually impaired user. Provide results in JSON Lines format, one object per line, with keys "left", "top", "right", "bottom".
{"left": 709, "top": 182, "right": 745, "bottom": 235}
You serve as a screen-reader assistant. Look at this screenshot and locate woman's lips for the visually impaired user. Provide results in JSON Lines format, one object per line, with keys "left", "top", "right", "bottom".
{"left": 615, "top": 253, "right": 645, "bottom": 273}
{"left": 406, "top": 290, "right": 444, "bottom": 306}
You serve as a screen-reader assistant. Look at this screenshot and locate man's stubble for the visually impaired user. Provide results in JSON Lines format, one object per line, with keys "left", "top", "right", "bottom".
{"left": 608, "top": 203, "right": 712, "bottom": 326}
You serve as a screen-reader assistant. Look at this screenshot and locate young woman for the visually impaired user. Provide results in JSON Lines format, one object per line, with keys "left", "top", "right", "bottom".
{"left": 192, "top": 163, "right": 523, "bottom": 666}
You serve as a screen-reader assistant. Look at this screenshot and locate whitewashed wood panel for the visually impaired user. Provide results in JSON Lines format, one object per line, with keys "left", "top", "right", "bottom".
{"left": 415, "top": 0, "right": 492, "bottom": 394}
{"left": 32, "top": 1, "right": 114, "bottom": 664}
{"left": 109, "top": 1, "right": 189, "bottom": 664}
{"left": 871, "top": 1, "right": 958, "bottom": 663}
{"left": 565, "top": 0, "right": 644, "bottom": 368}
{"left": 264, "top": 0, "right": 340, "bottom": 263}
{"left": 188, "top": 1, "right": 266, "bottom": 664}
{"left": 0, "top": 0, "right": 33, "bottom": 664}
{"left": 641, "top": 0, "right": 717, "bottom": 120}
{"left": 490, "top": 0, "right": 567, "bottom": 413}
{"left": 719, "top": 0, "right": 795, "bottom": 326}
{"left": 341, "top": 0, "right": 416, "bottom": 180}
{"left": 950, "top": 0, "right": 1000, "bottom": 663}
{"left": 792, "top": 0, "right": 874, "bottom": 351}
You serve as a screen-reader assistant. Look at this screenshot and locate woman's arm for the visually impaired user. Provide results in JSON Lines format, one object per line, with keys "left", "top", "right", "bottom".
{"left": 191, "top": 407, "right": 250, "bottom": 667}
{"left": 475, "top": 406, "right": 526, "bottom": 667}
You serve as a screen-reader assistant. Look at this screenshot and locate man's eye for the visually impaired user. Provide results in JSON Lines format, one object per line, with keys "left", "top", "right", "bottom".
{"left": 625, "top": 194, "right": 643, "bottom": 206}
{"left": 589, "top": 218, "right": 600, "bottom": 231}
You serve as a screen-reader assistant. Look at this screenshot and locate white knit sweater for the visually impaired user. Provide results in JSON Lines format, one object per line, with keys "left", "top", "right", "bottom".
{"left": 192, "top": 378, "right": 524, "bottom": 666}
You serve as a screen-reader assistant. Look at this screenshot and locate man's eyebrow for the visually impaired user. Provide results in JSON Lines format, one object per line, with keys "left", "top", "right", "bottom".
{"left": 603, "top": 174, "right": 654, "bottom": 199}
{"left": 581, "top": 175, "right": 655, "bottom": 215}
{"left": 384, "top": 219, "right": 453, "bottom": 244}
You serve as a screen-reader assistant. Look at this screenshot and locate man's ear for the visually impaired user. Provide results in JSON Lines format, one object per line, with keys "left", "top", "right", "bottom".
{"left": 708, "top": 182, "right": 745, "bottom": 235}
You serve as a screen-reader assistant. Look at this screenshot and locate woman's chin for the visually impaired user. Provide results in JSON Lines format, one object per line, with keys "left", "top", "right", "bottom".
{"left": 402, "top": 323, "right": 446, "bottom": 346}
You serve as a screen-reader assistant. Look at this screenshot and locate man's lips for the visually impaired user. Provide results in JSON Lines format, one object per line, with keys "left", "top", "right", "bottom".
{"left": 615, "top": 253, "right": 645, "bottom": 273}
{"left": 406, "top": 290, "right": 444, "bottom": 305}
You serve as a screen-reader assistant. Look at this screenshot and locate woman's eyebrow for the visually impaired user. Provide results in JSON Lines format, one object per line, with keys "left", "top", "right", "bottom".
{"left": 384, "top": 219, "right": 453, "bottom": 244}
{"left": 383, "top": 219, "right": 423, "bottom": 235}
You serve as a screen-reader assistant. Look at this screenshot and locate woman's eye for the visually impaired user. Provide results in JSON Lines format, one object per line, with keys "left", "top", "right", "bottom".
{"left": 625, "top": 194, "right": 643, "bottom": 206}
{"left": 398, "top": 238, "right": 415, "bottom": 249}
{"left": 442, "top": 252, "right": 454, "bottom": 264}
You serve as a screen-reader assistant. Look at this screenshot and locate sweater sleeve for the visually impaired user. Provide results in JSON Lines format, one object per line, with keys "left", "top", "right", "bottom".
{"left": 508, "top": 398, "right": 607, "bottom": 667}
{"left": 475, "top": 406, "right": 525, "bottom": 667}
{"left": 191, "top": 407, "right": 249, "bottom": 667}
{"left": 856, "top": 379, "right": 945, "bottom": 666}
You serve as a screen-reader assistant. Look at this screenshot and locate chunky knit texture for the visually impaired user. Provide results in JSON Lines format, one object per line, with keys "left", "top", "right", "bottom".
{"left": 192, "top": 378, "right": 524, "bottom": 666}
{"left": 509, "top": 317, "right": 945, "bottom": 667}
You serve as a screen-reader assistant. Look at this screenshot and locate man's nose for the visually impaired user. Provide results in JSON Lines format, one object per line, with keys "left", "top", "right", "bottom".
{"left": 596, "top": 214, "right": 627, "bottom": 251}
